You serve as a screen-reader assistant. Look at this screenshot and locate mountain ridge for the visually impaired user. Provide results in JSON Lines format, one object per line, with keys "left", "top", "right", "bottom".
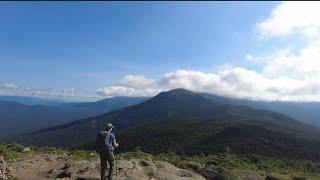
{"left": 116, "top": 117, "right": 320, "bottom": 161}
{"left": 0, "top": 96, "right": 148, "bottom": 141}
{"left": 200, "top": 92, "right": 320, "bottom": 127}
{"left": 18, "top": 88, "right": 320, "bottom": 147}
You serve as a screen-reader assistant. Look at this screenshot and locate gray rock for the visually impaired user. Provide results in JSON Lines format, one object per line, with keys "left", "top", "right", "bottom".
{"left": 0, "top": 156, "right": 4, "bottom": 163}
{"left": 29, "top": 160, "right": 35, "bottom": 164}
{"left": 266, "top": 175, "right": 281, "bottom": 180}
{"left": 0, "top": 164, "right": 6, "bottom": 172}
{"left": 0, "top": 157, "right": 7, "bottom": 171}
{"left": 77, "top": 166, "right": 89, "bottom": 174}
{"left": 45, "top": 156, "right": 54, "bottom": 162}
{"left": 61, "top": 163, "right": 72, "bottom": 170}
{"left": 6, "top": 166, "right": 12, "bottom": 173}
{"left": 204, "top": 164, "right": 219, "bottom": 174}
{"left": 56, "top": 169, "right": 72, "bottom": 178}
{"left": 0, "top": 157, "right": 14, "bottom": 179}
{"left": 48, "top": 168, "right": 56, "bottom": 174}
{"left": 139, "top": 160, "right": 151, "bottom": 166}
{"left": 178, "top": 170, "right": 193, "bottom": 177}
{"left": 5, "top": 166, "right": 14, "bottom": 178}
{"left": 0, "top": 173, "right": 7, "bottom": 180}
{"left": 186, "top": 161, "right": 203, "bottom": 171}
{"left": 46, "top": 169, "right": 56, "bottom": 178}
{"left": 9, "top": 159, "right": 17, "bottom": 163}
{"left": 76, "top": 177, "right": 99, "bottom": 180}
{"left": 23, "top": 147, "right": 31, "bottom": 152}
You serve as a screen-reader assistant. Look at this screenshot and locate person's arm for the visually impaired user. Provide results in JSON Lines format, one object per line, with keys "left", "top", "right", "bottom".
{"left": 112, "top": 134, "right": 119, "bottom": 148}
{"left": 113, "top": 140, "right": 119, "bottom": 148}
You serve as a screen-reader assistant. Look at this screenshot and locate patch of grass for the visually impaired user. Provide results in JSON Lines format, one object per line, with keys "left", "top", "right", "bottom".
{"left": 8, "top": 177, "right": 19, "bottom": 180}
{"left": 119, "top": 147, "right": 154, "bottom": 160}
{"left": 0, "top": 143, "right": 99, "bottom": 162}
{"left": 0, "top": 143, "right": 33, "bottom": 161}
{"left": 68, "top": 149, "right": 98, "bottom": 161}
{"left": 145, "top": 151, "right": 320, "bottom": 180}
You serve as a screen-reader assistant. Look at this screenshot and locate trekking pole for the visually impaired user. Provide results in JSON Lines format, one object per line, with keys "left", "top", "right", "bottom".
{"left": 115, "top": 151, "right": 118, "bottom": 177}
{"left": 114, "top": 121, "right": 118, "bottom": 178}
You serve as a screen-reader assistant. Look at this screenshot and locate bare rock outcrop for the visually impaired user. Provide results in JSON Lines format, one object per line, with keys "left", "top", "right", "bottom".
{"left": 10, "top": 154, "right": 205, "bottom": 180}
{"left": 0, "top": 156, "right": 14, "bottom": 180}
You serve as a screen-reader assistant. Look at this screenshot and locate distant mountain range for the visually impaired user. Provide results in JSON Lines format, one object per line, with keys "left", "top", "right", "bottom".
{"left": 200, "top": 93, "right": 320, "bottom": 127}
{"left": 18, "top": 89, "right": 320, "bottom": 148}
{"left": 3, "top": 93, "right": 320, "bottom": 129}
{"left": 0, "top": 96, "right": 148, "bottom": 141}
{"left": 0, "top": 95, "right": 68, "bottom": 105}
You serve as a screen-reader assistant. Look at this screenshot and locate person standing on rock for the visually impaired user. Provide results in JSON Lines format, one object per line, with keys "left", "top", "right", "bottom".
{"left": 96, "top": 123, "right": 119, "bottom": 180}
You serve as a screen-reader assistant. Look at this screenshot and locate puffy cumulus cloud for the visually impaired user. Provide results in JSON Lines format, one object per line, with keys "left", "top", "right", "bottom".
{"left": 159, "top": 70, "right": 219, "bottom": 91}
{"left": 258, "top": 2, "right": 320, "bottom": 38}
{"left": 96, "top": 68, "right": 320, "bottom": 102}
{"left": 119, "top": 75, "right": 156, "bottom": 89}
{"left": 159, "top": 68, "right": 320, "bottom": 101}
{"left": 252, "top": 0, "right": 320, "bottom": 85}
{"left": 249, "top": 41, "right": 320, "bottom": 79}
{"left": 254, "top": 1, "right": 320, "bottom": 81}
{"left": 242, "top": 40, "right": 320, "bottom": 101}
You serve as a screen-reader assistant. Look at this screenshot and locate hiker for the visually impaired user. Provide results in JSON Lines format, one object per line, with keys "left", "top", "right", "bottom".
{"left": 96, "top": 123, "right": 119, "bottom": 180}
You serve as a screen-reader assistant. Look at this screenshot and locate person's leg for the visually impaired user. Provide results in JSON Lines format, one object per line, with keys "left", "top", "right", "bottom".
{"left": 107, "top": 150, "right": 115, "bottom": 180}
{"left": 100, "top": 152, "right": 108, "bottom": 180}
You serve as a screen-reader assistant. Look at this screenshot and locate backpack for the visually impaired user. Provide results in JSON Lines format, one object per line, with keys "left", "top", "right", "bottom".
{"left": 95, "top": 131, "right": 112, "bottom": 153}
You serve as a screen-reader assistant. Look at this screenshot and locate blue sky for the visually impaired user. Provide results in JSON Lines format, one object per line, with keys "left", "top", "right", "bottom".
{"left": 1, "top": 2, "right": 320, "bottom": 101}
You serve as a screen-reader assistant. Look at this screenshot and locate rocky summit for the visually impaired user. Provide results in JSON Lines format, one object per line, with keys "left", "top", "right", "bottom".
{"left": 8, "top": 153, "right": 204, "bottom": 180}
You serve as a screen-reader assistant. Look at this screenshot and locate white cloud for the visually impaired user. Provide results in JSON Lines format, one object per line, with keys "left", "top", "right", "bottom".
{"left": 245, "top": 54, "right": 253, "bottom": 61}
{"left": 96, "top": 67, "right": 320, "bottom": 101}
{"left": 258, "top": 2, "right": 320, "bottom": 38}
{"left": 159, "top": 70, "right": 219, "bottom": 91}
{"left": 253, "top": 40, "right": 320, "bottom": 79}
{"left": 119, "top": 75, "right": 156, "bottom": 89}
{"left": 253, "top": 2, "right": 320, "bottom": 83}
{"left": 1, "top": 83, "right": 18, "bottom": 90}
{"left": 0, "top": 82, "right": 98, "bottom": 100}
{"left": 97, "top": 86, "right": 161, "bottom": 97}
